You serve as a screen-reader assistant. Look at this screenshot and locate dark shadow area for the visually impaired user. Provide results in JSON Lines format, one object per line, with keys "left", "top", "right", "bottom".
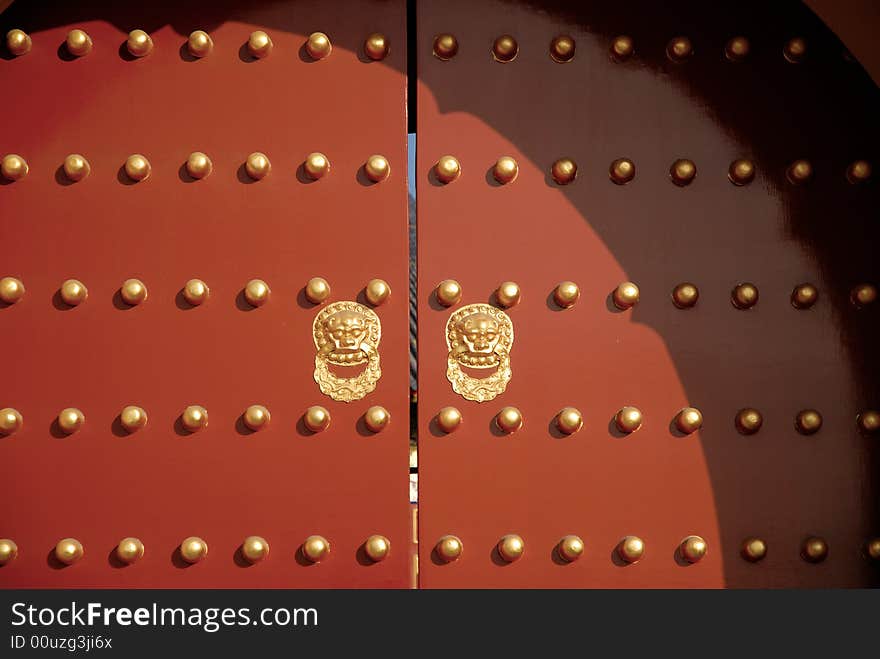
{"left": 234, "top": 289, "right": 257, "bottom": 311}
{"left": 170, "top": 546, "right": 194, "bottom": 569}
{"left": 177, "top": 162, "right": 198, "bottom": 183}
{"left": 355, "top": 544, "right": 375, "bottom": 566}
{"left": 172, "top": 415, "right": 194, "bottom": 437}
{"left": 115, "top": 165, "right": 137, "bottom": 186}
{"left": 46, "top": 549, "right": 67, "bottom": 570}
{"left": 107, "top": 547, "right": 128, "bottom": 569}
{"left": 233, "top": 546, "right": 252, "bottom": 568}
{"left": 234, "top": 415, "right": 255, "bottom": 436}
{"left": 48, "top": 418, "right": 68, "bottom": 439}
{"left": 110, "top": 414, "right": 130, "bottom": 438}
{"left": 53, "top": 165, "right": 76, "bottom": 186}
{"left": 174, "top": 289, "right": 196, "bottom": 310}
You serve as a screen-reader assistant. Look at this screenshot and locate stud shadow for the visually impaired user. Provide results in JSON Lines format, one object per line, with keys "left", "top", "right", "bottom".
{"left": 428, "top": 415, "right": 449, "bottom": 438}
{"left": 46, "top": 549, "right": 68, "bottom": 570}
{"left": 429, "top": 547, "right": 446, "bottom": 566}
{"left": 0, "top": 300, "right": 11, "bottom": 310}
{"left": 115, "top": 165, "right": 138, "bottom": 186}
{"left": 296, "top": 287, "right": 319, "bottom": 310}
{"left": 177, "top": 163, "right": 198, "bottom": 183}
{"left": 295, "top": 163, "right": 319, "bottom": 185}
{"left": 0, "top": 48, "right": 17, "bottom": 62}
{"left": 110, "top": 415, "right": 130, "bottom": 438}
{"left": 605, "top": 292, "right": 626, "bottom": 314}
{"left": 426, "top": 166, "right": 446, "bottom": 187}
{"left": 488, "top": 416, "right": 508, "bottom": 438}
{"left": 55, "top": 43, "right": 77, "bottom": 62}
{"left": 546, "top": 417, "right": 567, "bottom": 440}
{"left": 108, "top": 547, "right": 128, "bottom": 569}
{"left": 550, "top": 545, "right": 570, "bottom": 566}
{"left": 489, "top": 544, "right": 512, "bottom": 567}
{"left": 235, "top": 415, "right": 255, "bottom": 436}
{"left": 173, "top": 416, "right": 194, "bottom": 437}
{"left": 237, "top": 43, "right": 258, "bottom": 63}
{"left": 171, "top": 546, "right": 194, "bottom": 569}
{"left": 355, "top": 415, "right": 375, "bottom": 438}
{"left": 235, "top": 163, "right": 259, "bottom": 184}
{"left": 355, "top": 166, "right": 376, "bottom": 187}
{"left": 53, "top": 165, "right": 76, "bottom": 187}
{"left": 355, "top": 544, "right": 375, "bottom": 567}
{"left": 668, "top": 416, "right": 689, "bottom": 438}
{"left": 606, "top": 417, "right": 629, "bottom": 439}
{"left": 427, "top": 293, "right": 451, "bottom": 312}
{"left": 0, "top": 178, "right": 15, "bottom": 187}
{"left": 484, "top": 166, "right": 503, "bottom": 188}
{"left": 610, "top": 546, "right": 629, "bottom": 567}
{"left": 545, "top": 290, "right": 568, "bottom": 312}
{"left": 49, "top": 418, "right": 69, "bottom": 440}
{"left": 174, "top": 290, "right": 197, "bottom": 311}
{"left": 111, "top": 289, "right": 135, "bottom": 310}
{"left": 233, "top": 546, "right": 252, "bottom": 568}
{"left": 295, "top": 416, "right": 319, "bottom": 437}
{"left": 673, "top": 546, "right": 692, "bottom": 567}
{"left": 294, "top": 546, "right": 314, "bottom": 567}
{"left": 297, "top": 42, "right": 318, "bottom": 63}
{"left": 117, "top": 41, "right": 139, "bottom": 62}
{"left": 234, "top": 290, "right": 257, "bottom": 312}
{"left": 178, "top": 42, "right": 198, "bottom": 63}
{"left": 51, "top": 290, "right": 77, "bottom": 310}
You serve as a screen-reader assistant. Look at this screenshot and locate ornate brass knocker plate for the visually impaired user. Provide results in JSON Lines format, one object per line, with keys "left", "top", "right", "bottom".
{"left": 313, "top": 301, "right": 382, "bottom": 402}
{"left": 446, "top": 303, "right": 514, "bottom": 402}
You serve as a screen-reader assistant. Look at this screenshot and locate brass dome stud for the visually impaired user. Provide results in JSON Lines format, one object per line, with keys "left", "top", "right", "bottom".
{"left": 784, "top": 37, "right": 806, "bottom": 63}
{"left": 676, "top": 407, "right": 703, "bottom": 434}
{"left": 436, "top": 279, "right": 462, "bottom": 307}
{"left": 436, "top": 406, "right": 462, "bottom": 433}
{"left": 55, "top": 538, "right": 84, "bottom": 565}
{"left": 185, "top": 152, "right": 213, "bottom": 180}
{"left": 492, "top": 34, "right": 518, "bottom": 62}
{"left": 181, "top": 405, "right": 209, "bottom": 433}
{"left": 557, "top": 535, "right": 584, "bottom": 563}
{"left": 787, "top": 159, "right": 813, "bottom": 185}
{"left": 305, "top": 277, "right": 331, "bottom": 304}
{"left": 245, "top": 152, "right": 271, "bottom": 180}
{"left": 851, "top": 283, "right": 878, "bottom": 308}
{"left": 433, "top": 34, "right": 458, "bottom": 60}
{"left": 434, "top": 155, "right": 461, "bottom": 184}
{"left": 120, "top": 406, "right": 147, "bottom": 433}
{"left": 671, "top": 282, "right": 699, "bottom": 309}
{"left": 435, "top": 535, "right": 463, "bottom": 563}
{"left": 364, "top": 33, "right": 389, "bottom": 61}
{"left": 304, "top": 152, "right": 330, "bottom": 180}
{"left": 791, "top": 283, "right": 818, "bottom": 309}
{"left": 735, "top": 408, "right": 763, "bottom": 435}
{"left": 0, "top": 539, "right": 18, "bottom": 565}
{"left": 116, "top": 537, "right": 144, "bottom": 565}
{"left": 725, "top": 36, "right": 750, "bottom": 62}
{"left": 551, "top": 158, "right": 577, "bottom": 185}
{"left": 0, "top": 408, "right": 23, "bottom": 436}
{"left": 66, "top": 29, "right": 92, "bottom": 57}
{"left": 364, "top": 535, "right": 391, "bottom": 562}
{"left": 182, "top": 279, "right": 209, "bottom": 306}
{"left": 495, "top": 406, "right": 523, "bottom": 434}
{"left": 857, "top": 410, "right": 880, "bottom": 436}
{"left": 741, "top": 537, "right": 767, "bottom": 562}
{"left": 666, "top": 36, "right": 693, "bottom": 62}
{"left": 1, "top": 154, "right": 28, "bottom": 181}
{"left": 496, "top": 281, "right": 521, "bottom": 308}
{"left": 247, "top": 30, "right": 273, "bottom": 59}
{"left": 612, "top": 281, "right": 640, "bottom": 310}
{"left": 610, "top": 35, "right": 634, "bottom": 61}
{"left": 609, "top": 158, "right": 635, "bottom": 184}
{"left": 497, "top": 534, "right": 524, "bottom": 562}
{"left": 847, "top": 160, "right": 872, "bottom": 184}
{"left": 187, "top": 30, "right": 213, "bottom": 58}
{"left": 801, "top": 536, "right": 828, "bottom": 563}
{"left": 365, "top": 278, "right": 391, "bottom": 306}
{"left": 306, "top": 32, "right": 332, "bottom": 60}
{"left": 556, "top": 407, "right": 583, "bottom": 435}
{"left": 615, "top": 406, "right": 643, "bottom": 434}
{"left": 6, "top": 29, "right": 32, "bottom": 56}
{"left": 554, "top": 281, "right": 580, "bottom": 308}
{"left": 242, "top": 536, "right": 269, "bottom": 563}
{"left": 243, "top": 405, "right": 270, "bottom": 432}
{"left": 124, "top": 154, "right": 151, "bottom": 182}
{"left": 728, "top": 159, "right": 755, "bottom": 186}
{"left": 57, "top": 407, "right": 84, "bottom": 435}
{"left": 120, "top": 278, "right": 147, "bottom": 305}
{"left": 0, "top": 277, "right": 25, "bottom": 304}
{"left": 364, "top": 154, "right": 391, "bottom": 183}
{"left": 617, "top": 536, "right": 645, "bottom": 563}
{"left": 867, "top": 538, "right": 880, "bottom": 561}
{"left": 126, "top": 29, "right": 153, "bottom": 58}
{"left": 795, "top": 409, "right": 823, "bottom": 435}
{"left": 364, "top": 406, "right": 390, "bottom": 433}
{"left": 731, "top": 282, "right": 759, "bottom": 309}
{"left": 680, "top": 535, "right": 707, "bottom": 563}
{"left": 303, "top": 405, "right": 331, "bottom": 433}
{"left": 60, "top": 279, "right": 88, "bottom": 306}
{"left": 63, "top": 154, "right": 90, "bottom": 182}
{"left": 302, "top": 535, "right": 331, "bottom": 563}
{"left": 180, "top": 536, "right": 208, "bottom": 564}
{"left": 244, "top": 279, "right": 270, "bottom": 307}
{"left": 669, "top": 158, "right": 697, "bottom": 186}
{"left": 549, "top": 35, "right": 575, "bottom": 63}
{"left": 493, "top": 156, "right": 519, "bottom": 184}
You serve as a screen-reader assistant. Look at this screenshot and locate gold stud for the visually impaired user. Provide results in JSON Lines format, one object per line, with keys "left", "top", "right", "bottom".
{"left": 0, "top": 539, "right": 18, "bottom": 565}
{"left": 120, "top": 278, "right": 147, "bottom": 305}
{"left": 796, "top": 409, "right": 822, "bottom": 435}
{"left": 242, "top": 536, "right": 269, "bottom": 563}
{"left": 243, "top": 405, "right": 270, "bottom": 431}
{"left": 434, "top": 155, "right": 461, "bottom": 184}
{"left": 244, "top": 279, "right": 270, "bottom": 307}
{"left": 550, "top": 35, "right": 575, "bottom": 63}
{"left": 57, "top": 407, "right": 84, "bottom": 435}
{"left": 120, "top": 406, "right": 147, "bottom": 433}
{"left": 725, "top": 36, "right": 750, "bottom": 62}
{"left": 303, "top": 405, "right": 331, "bottom": 433}
{"left": 306, "top": 32, "right": 332, "bottom": 60}
{"left": 784, "top": 37, "right": 806, "bottom": 63}
{"left": 609, "top": 158, "right": 635, "bottom": 184}
{"left": 364, "top": 405, "right": 390, "bottom": 433}
{"left": 433, "top": 34, "right": 458, "bottom": 60}
{"left": 63, "top": 154, "right": 90, "bottom": 182}
{"left": 671, "top": 282, "right": 699, "bottom": 309}
{"left": 791, "top": 283, "right": 818, "bottom": 309}
{"left": 495, "top": 406, "right": 523, "bottom": 434}
{"left": 305, "top": 277, "right": 331, "bottom": 304}
{"left": 1, "top": 154, "right": 28, "bottom": 181}
{"left": 55, "top": 538, "right": 84, "bottom": 565}
{"left": 364, "top": 33, "right": 389, "bottom": 61}
{"left": 551, "top": 158, "right": 577, "bottom": 185}
{"left": 6, "top": 29, "right": 31, "bottom": 56}
{"left": 364, "top": 534, "right": 391, "bottom": 562}
{"left": 497, "top": 534, "right": 524, "bottom": 562}
{"left": 436, "top": 535, "right": 463, "bottom": 562}
{"left": 731, "top": 282, "right": 758, "bottom": 309}
{"left": 181, "top": 405, "right": 208, "bottom": 432}
{"left": 851, "top": 283, "right": 877, "bottom": 308}
{"left": 124, "top": 154, "right": 151, "bottom": 182}
{"left": 182, "top": 279, "right": 209, "bottom": 306}
{"left": 492, "top": 34, "right": 518, "bottom": 62}
{"left": 553, "top": 281, "right": 580, "bottom": 308}
{"left": 366, "top": 279, "right": 391, "bottom": 306}
{"left": 436, "top": 406, "right": 462, "bottom": 433}
{"left": 557, "top": 535, "right": 584, "bottom": 562}
{"left": 857, "top": 410, "right": 880, "bottom": 436}
{"left": 436, "top": 279, "right": 462, "bottom": 307}
{"left": 610, "top": 35, "right": 634, "bottom": 61}
{"left": 116, "top": 537, "right": 144, "bottom": 565}
{"left": 492, "top": 156, "right": 518, "bottom": 184}
{"left": 180, "top": 536, "right": 208, "bottom": 563}
{"left": 126, "top": 29, "right": 153, "bottom": 58}
{"left": 867, "top": 538, "right": 880, "bottom": 560}
{"left": 187, "top": 30, "right": 213, "bottom": 58}
{"left": 728, "top": 159, "right": 755, "bottom": 186}
{"left": 615, "top": 406, "right": 643, "bottom": 433}
{"left": 496, "top": 281, "right": 521, "bottom": 308}
{"left": 304, "top": 152, "right": 330, "bottom": 180}
{"left": 0, "top": 277, "right": 25, "bottom": 304}
{"left": 245, "top": 152, "right": 271, "bottom": 180}
{"left": 618, "top": 535, "right": 645, "bottom": 563}
{"left": 741, "top": 537, "right": 767, "bottom": 562}
{"left": 66, "top": 29, "right": 92, "bottom": 57}
{"left": 365, "top": 154, "right": 390, "bottom": 182}
{"left": 676, "top": 407, "right": 703, "bottom": 434}
{"left": 247, "top": 31, "right": 273, "bottom": 59}
{"left": 0, "top": 408, "right": 23, "bottom": 435}
{"left": 60, "top": 279, "right": 88, "bottom": 306}
{"left": 680, "top": 535, "right": 707, "bottom": 563}
{"left": 801, "top": 536, "right": 828, "bottom": 563}
{"left": 613, "top": 281, "right": 640, "bottom": 309}
{"left": 735, "top": 408, "right": 763, "bottom": 435}
{"left": 669, "top": 158, "right": 697, "bottom": 186}
{"left": 787, "top": 159, "right": 813, "bottom": 184}
{"left": 302, "top": 535, "right": 330, "bottom": 563}
{"left": 667, "top": 36, "right": 693, "bottom": 62}
{"left": 847, "top": 160, "right": 872, "bottom": 184}
{"left": 186, "top": 152, "right": 212, "bottom": 180}
{"left": 556, "top": 407, "right": 583, "bottom": 435}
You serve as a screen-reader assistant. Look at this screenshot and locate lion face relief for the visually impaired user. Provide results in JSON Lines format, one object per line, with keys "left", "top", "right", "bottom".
{"left": 313, "top": 301, "right": 382, "bottom": 402}
{"left": 445, "top": 303, "right": 514, "bottom": 402}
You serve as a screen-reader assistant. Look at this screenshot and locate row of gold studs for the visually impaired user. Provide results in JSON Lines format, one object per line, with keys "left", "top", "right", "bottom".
{"left": 5, "top": 28, "right": 390, "bottom": 61}
{"left": 0, "top": 405, "right": 390, "bottom": 436}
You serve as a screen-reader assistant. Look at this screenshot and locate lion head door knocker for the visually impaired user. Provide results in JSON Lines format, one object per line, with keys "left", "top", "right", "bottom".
{"left": 446, "top": 304, "right": 514, "bottom": 402}
{"left": 313, "top": 301, "right": 381, "bottom": 402}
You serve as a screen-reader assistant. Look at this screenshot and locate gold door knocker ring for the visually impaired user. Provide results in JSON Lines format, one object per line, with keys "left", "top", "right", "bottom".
{"left": 313, "top": 301, "right": 382, "bottom": 402}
